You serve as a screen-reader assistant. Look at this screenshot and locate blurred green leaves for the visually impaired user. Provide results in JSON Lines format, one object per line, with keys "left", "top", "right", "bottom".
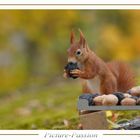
{"left": 0, "top": 11, "right": 140, "bottom": 129}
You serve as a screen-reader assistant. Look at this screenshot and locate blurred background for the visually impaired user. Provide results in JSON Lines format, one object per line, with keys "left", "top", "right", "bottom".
{"left": 0, "top": 10, "right": 140, "bottom": 129}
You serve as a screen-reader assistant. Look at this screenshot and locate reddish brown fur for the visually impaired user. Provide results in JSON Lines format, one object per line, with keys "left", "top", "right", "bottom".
{"left": 64, "top": 30, "right": 136, "bottom": 94}
{"left": 107, "top": 61, "right": 135, "bottom": 92}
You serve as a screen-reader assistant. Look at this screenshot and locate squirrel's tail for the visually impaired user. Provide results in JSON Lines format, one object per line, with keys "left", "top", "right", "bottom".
{"left": 107, "top": 61, "right": 136, "bottom": 92}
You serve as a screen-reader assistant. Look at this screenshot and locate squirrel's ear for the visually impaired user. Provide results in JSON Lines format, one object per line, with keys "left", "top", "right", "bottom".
{"left": 79, "top": 29, "right": 86, "bottom": 48}
{"left": 70, "top": 30, "right": 75, "bottom": 44}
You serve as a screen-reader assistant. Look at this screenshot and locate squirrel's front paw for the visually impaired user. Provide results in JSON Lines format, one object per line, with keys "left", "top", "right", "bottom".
{"left": 70, "top": 69, "right": 82, "bottom": 77}
{"left": 63, "top": 70, "right": 69, "bottom": 78}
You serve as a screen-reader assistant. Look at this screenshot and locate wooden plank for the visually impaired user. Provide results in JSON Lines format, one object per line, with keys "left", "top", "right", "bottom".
{"left": 79, "top": 111, "right": 108, "bottom": 130}
{"left": 78, "top": 99, "right": 140, "bottom": 110}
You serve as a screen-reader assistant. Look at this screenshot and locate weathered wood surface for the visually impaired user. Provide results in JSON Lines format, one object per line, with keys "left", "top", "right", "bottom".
{"left": 79, "top": 111, "right": 108, "bottom": 130}
{"left": 78, "top": 99, "right": 140, "bottom": 110}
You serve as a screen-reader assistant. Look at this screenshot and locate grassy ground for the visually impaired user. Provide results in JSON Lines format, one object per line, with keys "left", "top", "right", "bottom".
{"left": 0, "top": 79, "right": 140, "bottom": 129}
{"left": 0, "top": 80, "right": 81, "bottom": 129}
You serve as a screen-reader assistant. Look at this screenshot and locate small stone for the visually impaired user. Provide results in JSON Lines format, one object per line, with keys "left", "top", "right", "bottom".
{"left": 124, "top": 93, "right": 132, "bottom": 98}
{"left": 102, "top": 95, "right": 118, "bottom": 106}
{"left": 128, "top": 86, "right": 140, "bottom": 96}
{"left": 31, "top": 124, "right": 37, "bottom": 129}
{"left": 63, "top": 119, "right": 70, "bottom": 127}
{"left": 113, "top": 92, "right": 125, "bottom": 105}
{"left": 78, "top": 123, "right": 83, "bottom": 130}
{"left": 93, "top": 95, "right": 105, "bottom": 106}
{"left": 121, "top": 98, "right": 136, "bottom": 106}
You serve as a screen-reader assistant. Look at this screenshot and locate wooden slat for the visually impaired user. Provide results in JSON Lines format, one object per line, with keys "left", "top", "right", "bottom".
{"left": 79, "top": 111, "right": 108, "bottom": 130}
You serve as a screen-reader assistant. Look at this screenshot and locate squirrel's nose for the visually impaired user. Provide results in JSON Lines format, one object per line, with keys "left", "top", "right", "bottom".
{"left": 68, "top": 57, "right": 77, "bottom": 63}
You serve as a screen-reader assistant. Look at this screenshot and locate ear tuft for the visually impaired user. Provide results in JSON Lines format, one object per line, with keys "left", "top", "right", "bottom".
{"left": 79, "top": 29, "right": 86, "bottom": 47}
{"left": 70, "top": 30, "right": 75, "bottom": 44}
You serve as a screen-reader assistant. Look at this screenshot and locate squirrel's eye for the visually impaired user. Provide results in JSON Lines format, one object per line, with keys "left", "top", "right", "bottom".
{"left": 76, "top": 49, "right": 82, "bottom": 56}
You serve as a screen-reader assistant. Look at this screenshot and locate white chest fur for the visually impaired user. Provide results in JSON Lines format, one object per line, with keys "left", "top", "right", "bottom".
{"left": 78, "top": 63, "right": 100, "bottom": 93}
{"left": 86, "top": 76, "right": 100, "bottom": 93}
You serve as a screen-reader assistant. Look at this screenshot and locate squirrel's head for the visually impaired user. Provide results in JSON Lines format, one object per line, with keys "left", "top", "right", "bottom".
{"left": 67, "top": 30, "right": 90, "bottom": 65}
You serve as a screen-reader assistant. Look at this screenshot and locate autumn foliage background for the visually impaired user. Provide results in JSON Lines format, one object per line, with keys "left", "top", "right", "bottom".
{"left": 0, "top": 10, "right": 140, "bottom": 129}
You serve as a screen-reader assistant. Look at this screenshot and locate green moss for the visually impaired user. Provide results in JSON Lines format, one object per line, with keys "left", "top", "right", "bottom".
{"left": 0, "top": 81, "right": 80, "bottom": 129}
{"left": 0, "top": 80, "right": 140, "bottom": 129}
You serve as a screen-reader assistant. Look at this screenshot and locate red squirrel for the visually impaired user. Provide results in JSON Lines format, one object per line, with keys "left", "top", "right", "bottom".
{"left": 64, "top": 30, "right": 135, "bottom": 95}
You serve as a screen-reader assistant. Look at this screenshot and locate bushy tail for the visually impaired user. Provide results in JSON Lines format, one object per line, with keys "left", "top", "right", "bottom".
{"left": 107, "top": 61, "right": 136, "bottom": 92}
